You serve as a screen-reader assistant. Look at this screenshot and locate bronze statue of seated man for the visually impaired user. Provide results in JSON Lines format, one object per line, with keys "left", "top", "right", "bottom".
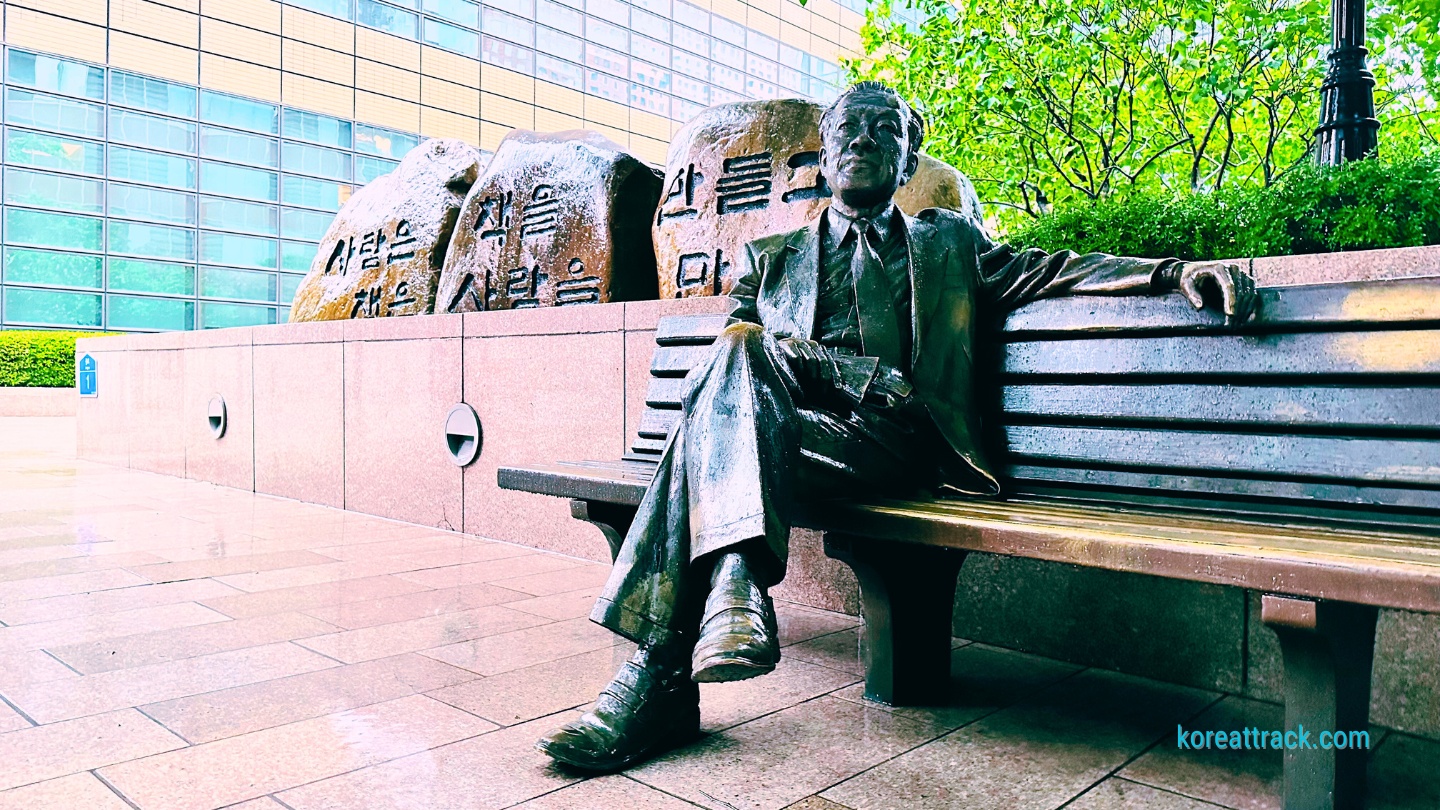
{"left": 538, "top": 80, "right": 1258, "bottom": 772}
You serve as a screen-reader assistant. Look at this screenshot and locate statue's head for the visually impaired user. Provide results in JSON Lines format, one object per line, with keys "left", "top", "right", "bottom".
{"left": 819, "top": 82, "right": 925, "bottom": 212}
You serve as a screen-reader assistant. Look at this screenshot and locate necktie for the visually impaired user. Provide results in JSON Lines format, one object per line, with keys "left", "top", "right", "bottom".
{"left": 849, "top": 219, "right": 904, "bottom": 369}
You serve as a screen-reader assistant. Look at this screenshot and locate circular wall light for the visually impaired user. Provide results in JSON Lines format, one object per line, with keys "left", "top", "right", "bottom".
{"left": 444, "top": 403, "right": 482, "bottom": 467}
{"left": 207, "top": 395, "right": 227, "bottom": 439}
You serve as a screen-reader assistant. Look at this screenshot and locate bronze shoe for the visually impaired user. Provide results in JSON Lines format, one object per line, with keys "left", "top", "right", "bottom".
{"left": 691, "top": 552, "right": 780, "bottom": 683}
{"left": 536, "top": 652, "right": 700, "bottom": 772}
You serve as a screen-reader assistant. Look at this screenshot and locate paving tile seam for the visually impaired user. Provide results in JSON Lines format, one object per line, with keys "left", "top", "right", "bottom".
{"left": 1053, "top": 692, "right": 1231, "bottom": 810}
{"left": 0, "top": 692, "right": 38, "bottom": 728}
{"left": 89, "top": 768, "right": 143, "bottom": 810}
{"left": 132, "top": 705, "right": 195, "bottom": 748}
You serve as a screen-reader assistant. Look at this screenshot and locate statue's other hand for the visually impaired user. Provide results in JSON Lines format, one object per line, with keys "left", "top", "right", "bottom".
{"left": 1178, "top": 261, "right": 1258, "bottom": 326}
{"left": 777, "top": 337, "right": 836, "bottom": 387}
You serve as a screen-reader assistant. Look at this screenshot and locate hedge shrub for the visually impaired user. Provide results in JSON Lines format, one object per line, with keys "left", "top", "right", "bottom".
{"left": 1006, "top": 153, "right": 1440, "bottom": 261}
{"left": 0, "top": 331, "right": 114, "bottom": 388}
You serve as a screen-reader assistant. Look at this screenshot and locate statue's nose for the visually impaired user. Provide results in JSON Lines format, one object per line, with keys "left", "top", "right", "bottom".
{"left": 849, "top": 132, "right": 876, "bottom": 152}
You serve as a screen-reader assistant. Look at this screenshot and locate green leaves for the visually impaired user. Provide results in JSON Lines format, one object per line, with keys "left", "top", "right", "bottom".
{"left": 1006, "top": 153, "right": 1440, "bottom": 259}
{"left": 851, "top": 0, "right": 1440, "bottom": 230}
{"left": 0, "top": 331, "right": 115, "bottom": 388}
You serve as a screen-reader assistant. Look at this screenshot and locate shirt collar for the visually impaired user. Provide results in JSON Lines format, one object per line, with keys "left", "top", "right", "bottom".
{"left": 824, "top": 203, "right": 900, "bottom": 250}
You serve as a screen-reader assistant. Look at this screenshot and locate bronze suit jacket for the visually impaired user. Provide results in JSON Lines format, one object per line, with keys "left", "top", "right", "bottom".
{"left": 729, "top": 207, "right": 1178, "bottom": 496}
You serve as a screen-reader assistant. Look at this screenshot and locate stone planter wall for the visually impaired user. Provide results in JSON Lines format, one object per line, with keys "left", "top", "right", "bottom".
{"left": 0, "top": 387, "right": 77, "bottom": 416}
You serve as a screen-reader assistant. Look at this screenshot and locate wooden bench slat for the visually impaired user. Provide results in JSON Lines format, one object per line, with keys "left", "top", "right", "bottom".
{"left": 1000, "top": 383, "right": 1440, "bottom": 431}
{"left": 1005, "top": 424, "right": 1440, "bottom": 486}
{"left": 1002, "top": 277, "right": 1440, "bottom": 336}
{"left": 652, "top": 344, "right": 715, "bottom": 377}
{"left": 1006, "top": 463, "right": 1440, "bottom": 514}
{"left": 1002, "top": 329, "right": 1440, "bottom": 376}
{"left": 644, "top": 376, "right": 690, "bottom": 408}
{"left": 798, "top": 497, "right": 1440, "bottom": 614}
{"left": 655, "top": 313, "right": 731, "bottom": 344}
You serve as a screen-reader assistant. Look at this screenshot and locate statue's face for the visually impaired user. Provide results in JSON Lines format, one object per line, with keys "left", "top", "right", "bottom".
{"left": 819, "top": 93, "right": 918, "bottom": 210}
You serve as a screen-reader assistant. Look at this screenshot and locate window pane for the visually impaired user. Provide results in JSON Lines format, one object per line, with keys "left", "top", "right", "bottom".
{"left": 537, "top": 0, "right": 582, "bottom": 35}
{"left": 201, "top": 197, "right": 279, "bottom": 235}
{"left": 354, "top": 125, "right": 420, "bottom": 159}
{"left": 200, "top": 91, "right": 279, "bottom": 134}
{"left": 630, "top": 83, "right": 670, "bottom": 116}
{"left": 673, "top": 2, "right": 708, "bottom": 32}
{"left": 4, "top": 208, "right": 103, "bottom": 251}
{"left": 633, "top": 0, "right": 669, "bottom": 16}
{"left": 587, "top": 70, "right": 627, "bottom": 103}
{"left": 425, "top": 0, "right": 479, "bottom": 25}
{"left": 587, "top": 0, "right": 626, "bottom": 24}
{"left": 201, "top": 265, "right": 278, "bottom": 301}
{"left": 712, "top": 64, "right": 744, "bottom": 93}
{"left": 281, "top": 240, "right": 319, "bottom": 271}
{"left": 5, "top": 129, "right": 103, "bottom": 176}
{"left": 282, "top": 109, "right": 353, "bottom": 149}
{"left": 281, "top": 207, "right": 335, "bottom": 241}
{"left": 487, "top": 0, "right": 533, "bottom": 17}
{"left": 202, "top": 301, "right": 276, "bottom": 328}
{"left": 108, "top": 258, "right": 197, "bottom": 295}
{"left": 632, "top": 35, "right": 669, "bottom": 66}
{"left": 672, "top": 50, "right": 708, "bottom": 82}
{"left": 481, "top": 36, "right": 533, "bottom": 72}
{"left": 3, "top": 248, "right": 103, "bottom": 289}
{"left": 282, "top": 141, "right": 352, "bottom": 181}
{"left": 7, "top": 50, "right": 105, "bottom": 101}
{"left": 586, "top": 17, "right": 627, "bottom": 51}
{"left": 537, "top": 27, "right": 583, "bottom": 60}
{"left": 673, "top": 74, "right": 709, "bottom": 107}
{"left": 108, "top": 183, "right": 197, "bottom": 225}
{"left": 108, "top": 145, "right": 196, "bottom": 189}
{"left": 110, "top": 220, "right": 197, "bottom": 261}
{"left": 279, "top": 273, "right": 304, "bottom": 304}
{"left": 107, "top": 294, "right": 195, "bottom": 330}
{"left": 281, "top": 175, "right": 351, "bottom": 211}
{"left": 200, "top": 125, "right": 279, "bottom": 167}
{"left": 672, "top": 97, "right": 703, "bottom": 122}
{"left": 5, "top": 89, "right": 104, "bottom": 138}
{"left": 200, "top": 161, "right": 280, "bottom": 201}
{"left": 424, "top": 18, "right": 480, "bottom": 57}
{"left": 108, "top": 108, "right": 198, "bottom": 153}
{"left": 633, "top": 10, "right": 670, "bottom": 41}
{"left": 200, "top": 232, "right": 278, "bottom": 269}
{"left": 747, "top": 31, "right": 779, "bottom": 61}
{"left": 4, "top": 168, "right": 103, "bottom": 212}
{"left": 358, "top": 0, "right": 419, "bottom": 37}
{"left": 109, "top": 70, "right": 198, "bottom": 117}
{"left": 2, "top": 287, "right": 102, "bottom": 327}
{"left": 354, "top": 155, "right": 399, "bottom": 183}
{"left": 536, "top": 54, "right": 583, "bottom": 90}
{"left": 632, "top": 60, "right": 671, "bottom": 91}
{"left": 483, "top": 8, "right": 534, "bottom": 45}
{"left": 585, "top": 43, "right": 628, "bottom": 78}
{"left": 288, "top": 0, "right": 353, "bottom": 20}
{"left": 711, "top": 15, "right": 743, "bottom": 45}
{"left": 673, "top": 26, "right": 708, "bottom": 57}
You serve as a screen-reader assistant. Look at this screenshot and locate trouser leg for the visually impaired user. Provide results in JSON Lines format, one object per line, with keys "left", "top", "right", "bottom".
{"left": 591, "top": 322, "right": 803, "bottom": 649}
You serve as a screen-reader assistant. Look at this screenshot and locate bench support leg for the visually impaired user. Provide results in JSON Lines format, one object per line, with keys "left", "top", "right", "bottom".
{"left": 1261, "top": 595, "right": 1378, "bottom": 810}
{"left": 823, "top": 533, "right": 966, "bottom": 706}
{"left": 569, "top": 499, "right": 636, "bottom": 562}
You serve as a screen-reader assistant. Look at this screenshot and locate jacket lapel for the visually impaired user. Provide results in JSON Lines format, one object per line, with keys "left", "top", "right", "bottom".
{"left": 901, "top": 210, "right": 944, "bottom": 366}
{"left": 772, "top": 217, "right": 822, "bottom": 339}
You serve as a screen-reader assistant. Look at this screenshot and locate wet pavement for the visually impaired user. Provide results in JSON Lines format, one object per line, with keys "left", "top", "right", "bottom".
{"left": 0, "top": 416, "right": 1436, "bottom": 809}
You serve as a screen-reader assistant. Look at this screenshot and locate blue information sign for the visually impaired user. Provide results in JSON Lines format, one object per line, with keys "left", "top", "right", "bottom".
{"left": 78, "top": 354, "right": 97, "bottom": 397}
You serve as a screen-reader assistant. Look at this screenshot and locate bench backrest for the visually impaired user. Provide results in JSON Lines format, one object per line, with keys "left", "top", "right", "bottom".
{"left": 630, "top": 277, "right": 1440, "bottom": 528}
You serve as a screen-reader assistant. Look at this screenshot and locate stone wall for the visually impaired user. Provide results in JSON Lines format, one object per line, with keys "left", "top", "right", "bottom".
{"left": 0, "top": 387, "right": 77, "bottom": 416}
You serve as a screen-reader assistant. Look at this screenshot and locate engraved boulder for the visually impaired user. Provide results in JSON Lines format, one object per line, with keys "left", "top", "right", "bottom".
{"left": 289, "top": 138, "right": 485, "bottom": 321}
{"left": 435, "top": 129, "right": 662, "bottom": 312}
{"left": 653, "top": 99, "right": 983, "bottom": 299}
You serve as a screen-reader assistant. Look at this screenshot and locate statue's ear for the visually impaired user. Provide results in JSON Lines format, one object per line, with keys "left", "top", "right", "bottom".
{"left": 901, "top": 149, "right": 919, "bottom": 185}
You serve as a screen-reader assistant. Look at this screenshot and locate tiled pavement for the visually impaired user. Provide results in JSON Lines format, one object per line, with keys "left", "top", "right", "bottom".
{"left": 1, "top": 416, "right": 1437, "bottom": 810}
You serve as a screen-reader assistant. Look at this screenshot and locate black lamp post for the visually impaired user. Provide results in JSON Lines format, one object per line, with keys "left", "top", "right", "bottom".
{"left": 1315, "top": 0, "right": 1380, "bottom": 163}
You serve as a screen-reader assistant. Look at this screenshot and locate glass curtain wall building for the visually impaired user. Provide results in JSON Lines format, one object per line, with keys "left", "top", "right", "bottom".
{"left": 1, "top": 0, "right": 916, "bottom": 331}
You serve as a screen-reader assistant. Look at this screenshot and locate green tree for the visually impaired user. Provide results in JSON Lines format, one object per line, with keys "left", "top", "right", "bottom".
{"left": 850, "top": 0, "right": 1440, "bottom": 227}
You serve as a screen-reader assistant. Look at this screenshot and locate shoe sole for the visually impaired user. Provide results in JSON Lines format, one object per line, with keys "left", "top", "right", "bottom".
{"left": 536, "top": 723, "right": 700, "bottom": 773}
{"left": 691, "top": 654, "right": 776, "bottom": 683}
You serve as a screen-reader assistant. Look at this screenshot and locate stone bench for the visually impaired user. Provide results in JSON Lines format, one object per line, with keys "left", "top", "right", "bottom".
{"left": 499, "top": 275, "right": 1440, "bottom": 810}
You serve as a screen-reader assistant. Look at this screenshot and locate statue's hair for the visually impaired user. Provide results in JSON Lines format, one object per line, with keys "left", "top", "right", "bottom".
{"left": 820, "top": 82, "right": 925, "bottom": 159}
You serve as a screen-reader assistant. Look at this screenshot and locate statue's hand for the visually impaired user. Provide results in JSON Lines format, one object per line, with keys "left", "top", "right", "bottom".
{"left": 777, "top": 337, "right": 837, "bottom": 387}
{"left": 1175, "top": 261, "right": 1258, "bottom": 326}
